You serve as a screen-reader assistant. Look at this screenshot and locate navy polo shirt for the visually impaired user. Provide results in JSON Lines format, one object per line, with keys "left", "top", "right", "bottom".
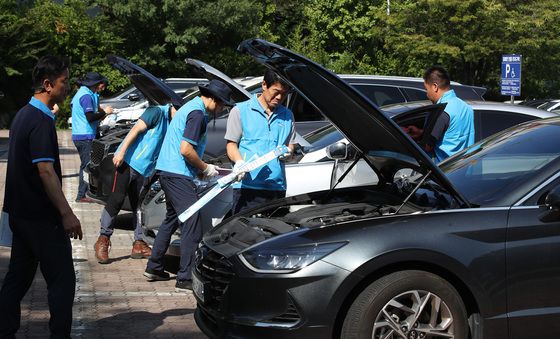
{"left": 3, "top": 97, "right": 62, "bottom": 222}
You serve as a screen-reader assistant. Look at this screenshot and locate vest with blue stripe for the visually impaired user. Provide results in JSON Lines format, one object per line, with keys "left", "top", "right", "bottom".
{"left": 435, "top": 90, "right": 475, "bottom": 163}
{"left": 71, "top": 86, "right": 99, "bottom": 140}
{"left": 117, "top": 105, "right": 170, "bottom": 177}
{"left": 233, "top": 95, "right": 293, "bottom": 191}
{"left": 155, "top": 97, "right": 207, "bottom": 178}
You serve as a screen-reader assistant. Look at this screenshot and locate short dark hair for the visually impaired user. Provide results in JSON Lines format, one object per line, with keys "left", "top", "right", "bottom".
{"left": 423, "top": 65, "right": 450, "bottom": 89}
{"left": 32, "top": 55, "right": 69, "bottom": 92}
{"left": 263, "top": 69, "right": 289, "bottom": 88}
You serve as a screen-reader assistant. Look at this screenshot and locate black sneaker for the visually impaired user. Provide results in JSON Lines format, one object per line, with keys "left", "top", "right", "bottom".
{"left": 175, "top": 279, "right": 193, "bottom": 292}
{"left": 143, "top": 268, "right": 170, "bottom": 281}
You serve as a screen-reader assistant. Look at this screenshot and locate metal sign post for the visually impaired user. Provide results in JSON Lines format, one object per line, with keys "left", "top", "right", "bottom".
{"left": 500, "top": 54, "right": 522, "bottom": 103}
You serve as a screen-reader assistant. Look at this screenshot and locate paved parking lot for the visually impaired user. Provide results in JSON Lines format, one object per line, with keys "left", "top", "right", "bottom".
{"left": 0, "top": 130, "right": 207, "bottom": 338}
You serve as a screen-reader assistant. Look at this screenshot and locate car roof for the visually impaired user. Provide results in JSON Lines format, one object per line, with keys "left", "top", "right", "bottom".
{"left": 382, "top": 100, "right": 559, "bottom": 119}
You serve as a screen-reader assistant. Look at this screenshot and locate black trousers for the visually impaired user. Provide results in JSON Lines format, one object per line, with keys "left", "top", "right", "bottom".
{"left": 231, "top": 188, "right": 286, "bottom": 215}
{"left": 0, "top": 217, "right": 75, "bottom": 339}
{"left": 146, "top": 175, "right": 201, "bottom": 281}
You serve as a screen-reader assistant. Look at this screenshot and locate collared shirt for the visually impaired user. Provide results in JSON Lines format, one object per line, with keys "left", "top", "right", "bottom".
{"left": 71, "top": 86, "right": 99, "bottom": 140}
{"left": 435, "top": 90, "right": 475, "bottom": 163}
{"left": 3, "top": 97, "right": 62, "bottom": 222}
{"left": 155, "top": 97, "right": 208, "bottom": 178}
{"left": 225, "top": 94, "right": 295, "bottom": 191}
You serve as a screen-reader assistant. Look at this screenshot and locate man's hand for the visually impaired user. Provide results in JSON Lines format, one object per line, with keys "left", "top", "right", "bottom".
{"left": 402, "top": 125, "right": 423, "bottom": 141}
{"left": 62, "top": 211, "right": 83, "bottom": 240}
{"left": 233, "top": 160, "right": 246, "bottom": 182}
{"left": 201, "top": 164, "right": 219, "bottom": 181}
{"left": 101, "top": 104, "right": 114, "bottom": 115}
{"left": 278, "top": 150, "right": 292, "bottom": 161}
{"left": 113, "top": 152, "right": 124, "bottom": 168}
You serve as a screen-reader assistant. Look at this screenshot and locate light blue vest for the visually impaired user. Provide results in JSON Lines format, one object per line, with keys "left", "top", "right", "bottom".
{"left": 117, "top": 105, "right": 170, "bottom": 177}
{"left": 71, "top": 86, "right": 99, "bottom": 140}
{"left": 435, "top": 90, "right": 475, "bottom": 163}
{"left": 155, "top": 97, "right": 208, "bottom": 178}
{"left": 233, "top": 95, "right": 293, "bottom": 191}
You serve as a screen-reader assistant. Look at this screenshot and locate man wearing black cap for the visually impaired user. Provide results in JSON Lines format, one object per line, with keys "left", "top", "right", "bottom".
{"left": 144, "top": 79, "right": 234, "bottom": 291}
{"left": 70, "top": 72, "right": 115, "bottom": 202}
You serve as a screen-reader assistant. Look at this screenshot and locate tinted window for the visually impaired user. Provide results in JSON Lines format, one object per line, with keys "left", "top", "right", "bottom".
{"left": 450, "top": 86, "right": 483, "bottom": 100}
{"left": 289, "top": 93, "right": 323, "bottom": 122}
{"left": 478, "top": 110, "right": 536, "bottom": 140}
{"left": 402, "top": 88, "right": 427, "bottom": 102}
{"left": 351, "top": 84, "right": 406, "bottom": 106}
{"left": 441, "top": 122, "right": 560, "bottom": 206}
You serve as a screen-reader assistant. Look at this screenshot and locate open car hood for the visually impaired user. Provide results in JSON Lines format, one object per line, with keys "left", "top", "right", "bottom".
{"left": 185, "top": 58, "right": 251, "bottom": 102}
{"left": 238, "top": 39, "right": 469, "bottom": 207}
{"left": 107, "top": 55, "right": 184, "bottom": 108}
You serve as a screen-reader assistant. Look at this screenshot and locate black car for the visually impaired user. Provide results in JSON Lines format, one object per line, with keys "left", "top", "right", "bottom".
{"left": 192, "top": 39, "right": 560, "bottom": 339}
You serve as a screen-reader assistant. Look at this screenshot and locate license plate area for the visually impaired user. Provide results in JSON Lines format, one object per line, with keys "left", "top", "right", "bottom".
{"left": 192, "top": 274, "right": 205, "bottom": 303}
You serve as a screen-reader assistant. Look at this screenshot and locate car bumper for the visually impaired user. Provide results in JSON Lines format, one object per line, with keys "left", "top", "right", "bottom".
{"left": 193, "top": 249, "right": 350, "bottom": 339}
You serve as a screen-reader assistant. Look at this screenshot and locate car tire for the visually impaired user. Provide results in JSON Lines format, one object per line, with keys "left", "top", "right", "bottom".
{"left": 341, "top": 270, "right": 468, "bottom": 339}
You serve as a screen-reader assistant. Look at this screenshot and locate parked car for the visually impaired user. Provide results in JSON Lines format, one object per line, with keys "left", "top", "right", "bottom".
{"left": 140, "top": 98, "right": 556, "bottom": 255}
{"left": 192, "top": 38, "right": 560, "bottom": 339}
{"left": 537, "top": 99, "right": 560, "bottom": 113}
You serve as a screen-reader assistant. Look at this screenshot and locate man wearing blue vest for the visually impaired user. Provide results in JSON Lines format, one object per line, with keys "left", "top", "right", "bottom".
{"left": 0, "top": 55, "right": 82, "bottom": 338}
{"left": 144, "top": 80, "right": 233, "bottom": 292}
{"left": 422, "top": 66, "right": 475, "bottom": 163}
{"left": 225, "top": 69, "right": 296, "bottom": 215}
{"left": 93, "top": 104, "right": 176, "bottom": 264}
{"left": 71, "top": 72, "right": 114, "bottom": 202}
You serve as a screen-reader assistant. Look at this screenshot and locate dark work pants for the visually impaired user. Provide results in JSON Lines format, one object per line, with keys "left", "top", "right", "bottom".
{"left": 100, "top": 163, "right": 146, "bottom": 241}
{"left": 0, "top": 217, "right": 75, "bottom": 339}
{"left": 73, "top": 139, "right": 92, "bottom": 200}
{"left": 146, "top": 175, "right": 202, "bottom": 281}
{"left": 231, "top": 188, "right": 286, "bottom": 215}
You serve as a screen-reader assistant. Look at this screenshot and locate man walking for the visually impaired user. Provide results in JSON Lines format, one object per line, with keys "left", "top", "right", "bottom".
{"left": 71, "top": 72, "right": 114, "bottom": 202}
{"left": 422, "top": 66, "right": 475, "bottom": 162}
{"left": 144, "top": 80, "right": 233, "bottom": 291}
{"left": 93, "top": 104, "right": 176, "bottom": 264}
{"left": 225, "top": 69, "right": 296, "bottom": 214}
{"left": 0, "top": 55, "right": 83, "bottom": 338}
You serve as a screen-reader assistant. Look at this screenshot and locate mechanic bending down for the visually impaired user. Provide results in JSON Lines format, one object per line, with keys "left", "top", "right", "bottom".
{"left": 70, "top": 72, "right": 115, "bottom": 202}
{"left": 93, "top": 104, "right": 176, "bottom": 264}
{"left": 404, "top": 65, "right": 475, "bottom": 163}
{"left": 144, "top": 80, "right": 233, "bottom": 292}
{"left": 225, "top": 69, "right": 296, "bottom": 215}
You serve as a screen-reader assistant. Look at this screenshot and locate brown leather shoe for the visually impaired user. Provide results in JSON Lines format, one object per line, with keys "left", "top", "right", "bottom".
{"left": 131, "top": 240, "right": 152, "bottom": 259}
{"left": 94, "top": 235, "right": 111, "bottom": 264}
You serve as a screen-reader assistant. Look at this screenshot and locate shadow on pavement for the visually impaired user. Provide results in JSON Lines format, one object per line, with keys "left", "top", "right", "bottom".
{"left": 78, "top": 308, "right": 206, "bottom": 338}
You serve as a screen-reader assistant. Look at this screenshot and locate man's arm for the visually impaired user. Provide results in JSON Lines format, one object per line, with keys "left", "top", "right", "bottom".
{"left": 181, "top": 140, "right": 208, "bottom": 172}
{"left": 113, "top": 119, "right": 148, "bottom": 167}
{"left": 226, "top": 141, "right": 242, "bottom": 163}
{"left": 36, "top": 162, "right": 82, "bottom": 240}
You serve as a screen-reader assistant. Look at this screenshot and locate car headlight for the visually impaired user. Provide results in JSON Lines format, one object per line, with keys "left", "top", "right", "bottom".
{"left": 239, "top": 242, "right": 347, "bottom": 273}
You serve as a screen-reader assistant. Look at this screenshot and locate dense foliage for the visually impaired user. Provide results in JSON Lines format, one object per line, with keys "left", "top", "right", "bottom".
{"left": 1, "top": 0, "right": 559, "bottom": 128}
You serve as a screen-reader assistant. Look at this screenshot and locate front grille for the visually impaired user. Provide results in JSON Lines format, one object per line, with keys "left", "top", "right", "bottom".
{"left": 195, "top": 246, "right": 234, "bottom": 309}
{"left": 90, "top": 139, "right": 108, "bottom": 166}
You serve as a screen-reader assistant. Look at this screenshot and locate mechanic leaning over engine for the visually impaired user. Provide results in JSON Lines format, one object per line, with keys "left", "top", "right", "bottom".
{"left": 93, "top": 104, "right": 176, "bottom": 264}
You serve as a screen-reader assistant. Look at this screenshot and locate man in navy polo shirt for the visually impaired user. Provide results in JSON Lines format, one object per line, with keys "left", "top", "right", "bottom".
{"left": 71, "top": 72, "right": 114, "bottom": 202}
{"left": 0, "top": 55, "right": 83, "bottom": 338}
{"left": 144, "top": 80, "right": 233, "bottom": 292}
{"left": 93, "top": 104, "right": 176, "bottom": 264}
{"left": 225, "top": 69, "right": 296, "bottom": 214}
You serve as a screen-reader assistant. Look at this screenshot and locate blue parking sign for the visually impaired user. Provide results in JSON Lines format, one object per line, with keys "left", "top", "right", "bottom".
{"left": 501, "top": 54, "right": 522, "bottom": 96}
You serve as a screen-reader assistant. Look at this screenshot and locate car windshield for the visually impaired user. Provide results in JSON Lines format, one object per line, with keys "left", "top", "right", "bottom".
{"left": 440, "top": 120, "right": 560, "bottom": 206}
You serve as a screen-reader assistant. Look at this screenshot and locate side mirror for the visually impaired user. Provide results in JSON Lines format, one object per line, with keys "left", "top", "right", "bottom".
{"left": 539, "top": 186, "right": 560, "bottom": 222}
{"left": 127, "top": 93, "right": 140, "bottom": 101}
{"left": 326, "top": 142, "right": 349, "bottom": 160}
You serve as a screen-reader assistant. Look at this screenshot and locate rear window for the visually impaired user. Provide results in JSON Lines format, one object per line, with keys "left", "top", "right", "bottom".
{"left": 477, "top": 110, "right": 536, "bottom": 140}
{"left": 351, "top": 84, "right": 406, "bottom": 107}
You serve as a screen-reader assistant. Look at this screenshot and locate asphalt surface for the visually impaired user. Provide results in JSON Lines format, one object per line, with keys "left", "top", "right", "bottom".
{"left": 0, "top": 129, "right": 207, "bottom": 338}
